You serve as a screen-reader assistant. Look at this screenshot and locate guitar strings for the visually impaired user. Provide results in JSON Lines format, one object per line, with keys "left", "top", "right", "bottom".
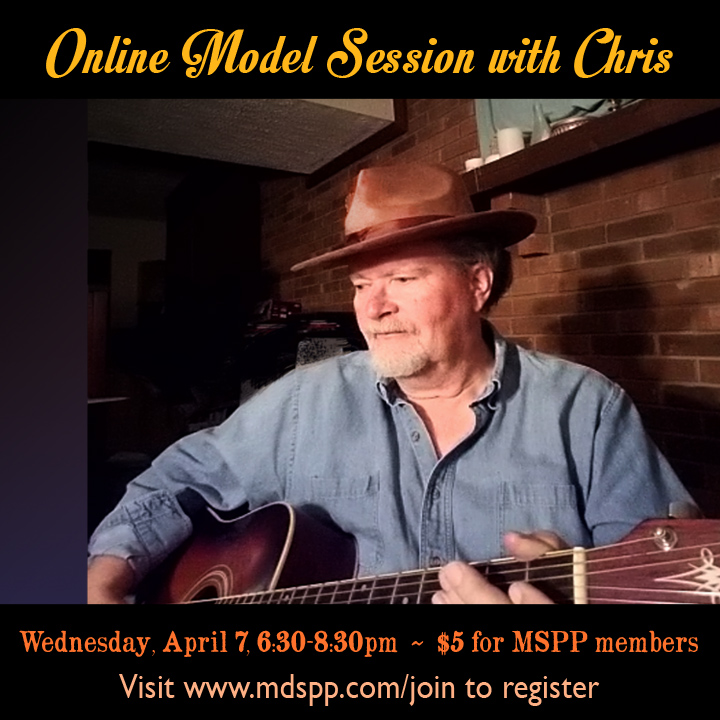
{"left": 217, "top": 582, "right": 712, "bottom": 605}
{"left": 204, "top": 545, "right": 720, "bottom": 605}
{"left": 204, "top": 577, "right": 712, "bottom": 605}
{"left": 211, "top": 563, "right": 712, "bottom": 605}
{"left": 183, "top": 536, "right": 720, "bottom": 605}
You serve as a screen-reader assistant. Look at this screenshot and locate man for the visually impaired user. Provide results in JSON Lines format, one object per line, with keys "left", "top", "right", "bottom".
{"left": 88, "top": 163, "right": 694, "bottom": 604}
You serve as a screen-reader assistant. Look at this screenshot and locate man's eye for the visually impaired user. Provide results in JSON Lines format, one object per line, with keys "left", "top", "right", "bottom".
{"left": 394, "top": 276, "right": 415, "bottom": 283}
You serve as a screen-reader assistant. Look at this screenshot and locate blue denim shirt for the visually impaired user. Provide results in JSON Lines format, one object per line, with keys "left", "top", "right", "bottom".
{"left": 89, "top": 327, "right": 694, "bottom": 580}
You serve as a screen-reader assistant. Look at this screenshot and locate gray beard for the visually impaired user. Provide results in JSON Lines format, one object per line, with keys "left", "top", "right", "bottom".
{"left": 368, "top": 343, "right": 431, "bottom": 379}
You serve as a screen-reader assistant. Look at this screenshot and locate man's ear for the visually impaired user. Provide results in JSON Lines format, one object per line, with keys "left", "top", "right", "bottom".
{"left": 469, "top": 263, "right": 494, "bottom": 313}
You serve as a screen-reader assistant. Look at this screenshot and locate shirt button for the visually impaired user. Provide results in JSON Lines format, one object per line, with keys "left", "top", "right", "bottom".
{"left": 429, "top": 556, "right": 442, "bottom": 567}
{"left": 410, "top": 431, "right": 421, "bottom": 442}
{"left": 433, "top": 486, "right": 441, "bottom": 500}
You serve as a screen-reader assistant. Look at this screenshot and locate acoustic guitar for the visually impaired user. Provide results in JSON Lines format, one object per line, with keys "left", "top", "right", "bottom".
{"left": 142, "top": 502, "right": 720, "bottom": 605}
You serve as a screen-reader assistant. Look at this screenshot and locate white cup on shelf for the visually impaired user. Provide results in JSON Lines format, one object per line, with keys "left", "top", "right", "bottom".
{"left": 497, "top": 127, "right": 525, "bottom": 156}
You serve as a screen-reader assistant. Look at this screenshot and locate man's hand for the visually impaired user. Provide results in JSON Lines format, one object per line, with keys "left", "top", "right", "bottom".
{"left": 432, "top": 531, "right": 566, "bottom": 605}
{"left": 87, "top": 556, "right": 136, "bottom": 604}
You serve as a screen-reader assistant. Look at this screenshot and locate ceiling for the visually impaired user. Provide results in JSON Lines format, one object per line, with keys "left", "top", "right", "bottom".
{"left": 88, "top": 99, "right": 395, "bottom": 220}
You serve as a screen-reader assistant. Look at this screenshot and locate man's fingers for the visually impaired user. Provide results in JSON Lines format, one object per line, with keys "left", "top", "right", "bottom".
{"left": 432, "top": 532, "right": 568, "bottom": 605}
{"left": 87, "top": 555, "right": 135, "bottom": 604}
{"left": 433, "top": 561, "right": 512, "bottom": 605}
{"left": 432, "top": 563, "right": 555, "bottom": 604}
{"left": 508, "top": 581, "right": 555, "bottom": 605}
{"left": 503, "top": 530, "right": 567, "bottom": 561}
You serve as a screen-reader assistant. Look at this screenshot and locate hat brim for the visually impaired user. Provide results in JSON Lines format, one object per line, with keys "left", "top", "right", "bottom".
{"left": 290, "top": 209, "right": 536, "bottom": 272}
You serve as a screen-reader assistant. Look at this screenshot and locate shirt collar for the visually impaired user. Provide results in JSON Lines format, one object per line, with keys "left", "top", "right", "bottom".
{"left": 374, "top": 321, "right": 509, "bottom": 410}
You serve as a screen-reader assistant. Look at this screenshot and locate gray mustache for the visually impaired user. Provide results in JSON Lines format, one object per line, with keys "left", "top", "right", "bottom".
{"left": 365, "top": 323, "right": 415, "bottom": 335}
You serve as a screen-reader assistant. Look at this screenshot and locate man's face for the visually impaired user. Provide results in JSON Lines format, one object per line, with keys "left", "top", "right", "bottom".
{"left": 349, "top": 241, "right": 491, "bottom": 379}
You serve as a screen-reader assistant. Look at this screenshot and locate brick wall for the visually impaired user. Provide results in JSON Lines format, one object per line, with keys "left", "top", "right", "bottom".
{"left": 260, "top": 100, "right": 720, "bottom": 517}
{"left": 492, "top": 141, "right": 720, "bottom": 517}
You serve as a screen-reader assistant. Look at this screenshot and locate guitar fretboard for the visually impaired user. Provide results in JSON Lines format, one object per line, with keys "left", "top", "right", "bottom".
{"left": 157, "top": 510, "right": 719, "bottom": 606}
{"left": 197, "top": 534, "right": 720, "bottom": 605}
{"left": 213, "top": 554, "right": 576, "bottom": 605}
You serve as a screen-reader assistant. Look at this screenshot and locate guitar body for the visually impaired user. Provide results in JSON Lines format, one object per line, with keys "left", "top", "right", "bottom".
{"left": 142, "top": 504, "right": 720, "bottom": 605}
{"left": 142, "top": 503, "right": 356, "bottom": 604}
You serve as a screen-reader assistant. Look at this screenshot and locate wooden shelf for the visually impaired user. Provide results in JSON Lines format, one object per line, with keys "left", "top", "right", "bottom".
{"left": 464, "top": 99, "right": 720, "bottom": 206}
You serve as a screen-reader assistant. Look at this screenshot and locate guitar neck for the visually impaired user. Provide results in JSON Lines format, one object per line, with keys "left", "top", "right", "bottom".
{"left": 218, "top": 551, "right": 582, "bottom": 605}
{"left": 212, "top": 518, "right": 720, "bottom": 605}
{"left": 152, "top": 506, "right": 720, "bottom": 606}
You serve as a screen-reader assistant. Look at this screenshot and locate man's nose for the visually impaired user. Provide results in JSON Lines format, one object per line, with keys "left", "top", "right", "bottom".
{"left": 364, "top": 285, "right": 398, "bottom": 320}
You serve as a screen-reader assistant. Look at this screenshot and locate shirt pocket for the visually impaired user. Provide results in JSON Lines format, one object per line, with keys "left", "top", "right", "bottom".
{"left": 500, "top": 483, "right": 591, "bottom": 548}
{"left": 298, "top": 475, "right": 383, "bottom": 575}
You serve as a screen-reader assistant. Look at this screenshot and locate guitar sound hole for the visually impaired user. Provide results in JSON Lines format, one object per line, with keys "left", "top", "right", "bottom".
{"left": 192, "top": 586, "right": 220, "bottom": 601}
{"left": 181, "top": 566, "right": 233, "bottom": 603}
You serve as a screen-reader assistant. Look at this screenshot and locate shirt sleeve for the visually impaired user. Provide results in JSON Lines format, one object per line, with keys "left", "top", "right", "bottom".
{"left": 584, "top": 384, "right": 698, "bottom": 547}
{"left": 88, "top": 369, "right": 300, "bottom": 580}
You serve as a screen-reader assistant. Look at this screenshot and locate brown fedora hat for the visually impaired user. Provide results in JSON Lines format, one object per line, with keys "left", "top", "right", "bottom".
{"left": 291, "top": 163, "right": 536, "bottom": 272}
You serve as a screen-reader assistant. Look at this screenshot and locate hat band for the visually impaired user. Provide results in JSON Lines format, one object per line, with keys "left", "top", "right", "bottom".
{"left": 345, "top": 214, "right": 452, "bottom": 246}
